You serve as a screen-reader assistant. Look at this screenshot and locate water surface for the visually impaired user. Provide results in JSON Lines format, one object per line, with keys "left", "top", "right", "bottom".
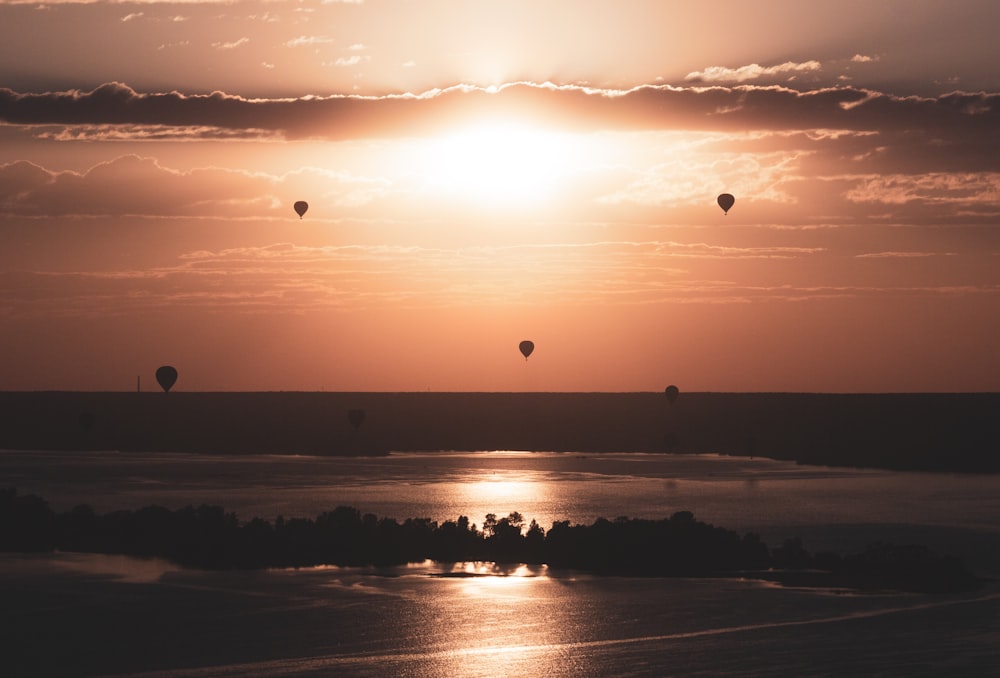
{"left": 3, "top": 449, "right": 1000, "bottom": 676}
{"left": 4, "top": 449, "right": 999, "bottom": 560}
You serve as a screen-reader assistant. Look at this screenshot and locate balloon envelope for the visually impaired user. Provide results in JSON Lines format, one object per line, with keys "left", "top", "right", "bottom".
{"left": 518, "top": 340, "right": 535, "bottom": 360}
{"left": 665, "top": 385, "right": 680, "bottom": 404}
{"left": 293, "top": 201, "right": 309, "bottom": 218}
{"left": 717, "top": 193, "right": 735, "bottom": 214}
{"left": 155, "top": 365, "right": 178, "bottom": 393}
{"left": 348, "top": 409, "right": 366, "bottom": 430}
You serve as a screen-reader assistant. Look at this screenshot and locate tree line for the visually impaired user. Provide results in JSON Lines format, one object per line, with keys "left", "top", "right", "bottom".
{"left": 0, "top": 487, "right": 982, "bottom": 593}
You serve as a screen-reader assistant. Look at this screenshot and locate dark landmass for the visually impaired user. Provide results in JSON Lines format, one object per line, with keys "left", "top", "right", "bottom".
{"left": 1, "top": 391, "right": 997, "bottom": 472}
{"left": 0, "top": 487, "right": 983, "bottom": 594}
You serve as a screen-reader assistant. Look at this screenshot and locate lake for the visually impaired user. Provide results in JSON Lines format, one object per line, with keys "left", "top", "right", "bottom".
{"left": 2, "top": 449, "right": 999, "bottom": 676}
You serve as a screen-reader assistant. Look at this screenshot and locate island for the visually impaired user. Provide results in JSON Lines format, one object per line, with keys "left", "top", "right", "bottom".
{"left": 1, "top": 487, "right": 985, "bottom": 594}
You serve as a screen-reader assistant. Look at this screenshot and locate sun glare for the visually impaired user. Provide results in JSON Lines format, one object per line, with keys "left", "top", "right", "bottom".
{"left": 418, "top": 122, "right": 579, "bottom": 207}
{"left": 468, "top": 477, "right": 531, "bottom": 502}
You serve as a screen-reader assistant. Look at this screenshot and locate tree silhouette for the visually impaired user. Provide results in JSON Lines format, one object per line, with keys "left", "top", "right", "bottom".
{"left": 0, "top": 487, "right": 982, "bottom": 593}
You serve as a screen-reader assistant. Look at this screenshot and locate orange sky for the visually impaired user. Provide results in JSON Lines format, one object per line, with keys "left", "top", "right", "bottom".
{"left": 1, "top": 1, "right": 999, "bottom": 392}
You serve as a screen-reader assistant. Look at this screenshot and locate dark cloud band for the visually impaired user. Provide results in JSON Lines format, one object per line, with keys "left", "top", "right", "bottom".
{"left": 2, "top": 81, "right": 998, "bottom": 141}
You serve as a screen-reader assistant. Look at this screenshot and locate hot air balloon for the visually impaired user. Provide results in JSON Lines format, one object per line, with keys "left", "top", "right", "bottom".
{"left": 717, "top": 193, "right": 735, "bottom": 215}
{"left": 293, "top": 201, "right": 309, "bottom": 219}
{"left": 155, "top": 365, "right": 178, "bottom": 393}
{"left": 348, "top": 409, "right": 366, "bottom": 431}
{"left": 665, "top": 385, "right": 680, "bottom": 404}
{"left": 518, "top": 340, "right": 535, "bottom": 360}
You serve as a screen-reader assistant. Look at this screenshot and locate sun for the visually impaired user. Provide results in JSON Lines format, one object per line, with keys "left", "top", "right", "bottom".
{"left": 417, "top": 121, "right": 580, "bottom": 208}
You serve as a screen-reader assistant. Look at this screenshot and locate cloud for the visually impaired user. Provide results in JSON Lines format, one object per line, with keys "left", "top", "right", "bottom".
{"left": 594, "top": 149, "right": 806, "bottom": 208}
{"left": 1, "top": 82, "right": 997, "bottom": 147}
{"left": 0, "top": 154, "right": 394, "bottom": 218}
{"left": 844, "top": 173, "right": 1000, "bottom": 205}
{"left": 0, "top": 238, "right": 837, "bottom": 318}
{"left": 286, "top": 36, "right": 335, "bottom": 48}
{"left": 26, "top": 124, "right": 284, "bottom": 142}
{"left": 212, "top": 37, "right": 250, "bottom": 50}
{"left": 685, "top": 61, "right": 822, "bottom": 83}
{"left": 334, "top": 55, "right": 365, "bottom": 67}
{"left": 4, "top": 236, "right": 991, "bottom": 319}
{"left": 855, "top": 251, "right": 955, "bottom": 259}
{"left": 2, "top": 83, "right": 999, "bottom": 223}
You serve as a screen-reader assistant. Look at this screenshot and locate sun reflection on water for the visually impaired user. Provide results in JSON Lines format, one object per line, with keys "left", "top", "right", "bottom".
{"left": 424, "top": 566, "right": 575, "bottom": 678}
{"left": 465, "top": 476, "right": 532, "bottom": 502}
{"left": 444, "top": 562, "right": 547, "bottom": 579}
{"left": 451, "top": 471, "right": 556, "bottom": 528}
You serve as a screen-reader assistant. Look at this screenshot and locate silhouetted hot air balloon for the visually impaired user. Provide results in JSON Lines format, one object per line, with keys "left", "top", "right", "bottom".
{"left": 665, "top": 385, "right": 680, "bottom": 404}
{"left": 293, "top": 201, "right": 309, "bottom": 219}
{"left": 348, "top": 409, "right": 366, "bottom": 431}
{"left": 518, "top": 340, "right": 534, "bottom": 360}
{"left": 717, "top": 193, "right": 735, "bottom": 215}
{"left": 155, "top": 365, "right": 178, "bottom": 393}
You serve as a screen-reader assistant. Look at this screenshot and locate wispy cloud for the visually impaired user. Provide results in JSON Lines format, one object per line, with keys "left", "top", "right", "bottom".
{"left": 212, "top": 37, "right": 250, "bottom": 51}
{"left": 286, "top": 35, "right": 335, "bottom": 48}
{"left": 26, "top": 124, "right": 285, "bottom": 142}
{"left": 844, "top": 173, "right": 1000, "bottom": 204}
{"left": 333, "top": 55, "right": 365, "bottom": 67}
{"left": 856, "top": 251, "right": 956, "bottom": 258}
{"left": 685, "top": 61, "right": 822, "bottom": 83}
{"left": 4, "top": 238, "right": 991, "bottom": 319}
{"left": 157, "top": 41, "right": 190, "bottom": 51}
{"left": 0, "top": 155, "right": 389, "bottom": 218}
{"left": 0, "top": 239, "right": 841, "bottom": 318}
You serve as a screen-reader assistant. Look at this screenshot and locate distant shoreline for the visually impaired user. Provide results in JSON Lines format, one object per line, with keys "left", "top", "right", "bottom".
{"left": 1, "top": 391, "right": 997, "bottom": 473}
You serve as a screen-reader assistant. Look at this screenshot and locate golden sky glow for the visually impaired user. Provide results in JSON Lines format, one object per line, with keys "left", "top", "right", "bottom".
{"left": 1, "top": 1, "right": 999, "bottom": 392}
